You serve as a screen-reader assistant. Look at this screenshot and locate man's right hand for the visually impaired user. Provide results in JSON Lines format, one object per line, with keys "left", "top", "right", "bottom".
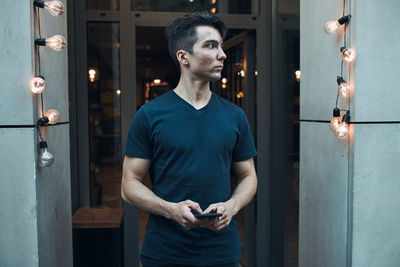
{"left": 168, "top": 200, "right": 202, "bottom": 230}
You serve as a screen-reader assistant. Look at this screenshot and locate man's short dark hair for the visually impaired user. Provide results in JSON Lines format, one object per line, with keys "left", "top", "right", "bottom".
{"left": 165, "top": 12, "right": 226, "bottom": 67}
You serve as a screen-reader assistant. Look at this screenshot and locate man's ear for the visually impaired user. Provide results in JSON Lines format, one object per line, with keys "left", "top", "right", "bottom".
{"left": 176, "top": 50, "right": 189, "bottom": 66}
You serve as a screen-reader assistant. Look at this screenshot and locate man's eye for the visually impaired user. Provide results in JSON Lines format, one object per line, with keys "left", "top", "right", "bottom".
{"left": 206, "top": 43, "right": 215, "bottom": 48}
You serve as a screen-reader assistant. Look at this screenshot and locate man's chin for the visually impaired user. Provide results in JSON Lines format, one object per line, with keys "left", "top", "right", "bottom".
{"left": 208, "top": 74, "right": 222, "bottom": 82}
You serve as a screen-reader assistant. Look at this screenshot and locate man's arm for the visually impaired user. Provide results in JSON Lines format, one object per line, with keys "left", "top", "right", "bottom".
{"left": 201, "top": 158, "right": 258, "bottom": 231}
{"left": 121, "top": 156, "right": 203, "bottom": 229}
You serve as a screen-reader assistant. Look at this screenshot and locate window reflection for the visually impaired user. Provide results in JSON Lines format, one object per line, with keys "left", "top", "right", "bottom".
{"left": 87, "top": 23, "right": 122, "bottom": 208}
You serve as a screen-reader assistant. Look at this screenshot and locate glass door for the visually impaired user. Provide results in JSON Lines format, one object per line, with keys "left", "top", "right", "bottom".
{"left": 87, "top": 22, "right": 123, "bottom": 208}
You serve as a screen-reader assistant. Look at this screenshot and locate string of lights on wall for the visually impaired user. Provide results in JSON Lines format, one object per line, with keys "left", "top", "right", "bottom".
{"left": 325, "top": 0, "right": 354, "bottom": 140}
{"left": 31, "top": 0, "right": 66, "bottom": 167}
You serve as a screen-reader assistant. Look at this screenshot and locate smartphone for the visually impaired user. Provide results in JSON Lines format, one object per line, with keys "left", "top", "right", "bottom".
{"left": 191, "top": 210, "right": 222, "bottom": 218}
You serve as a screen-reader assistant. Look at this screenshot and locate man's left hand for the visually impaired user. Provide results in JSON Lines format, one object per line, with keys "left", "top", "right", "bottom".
{"left": 199, "top": 200, "right": 237, "bottom": 231}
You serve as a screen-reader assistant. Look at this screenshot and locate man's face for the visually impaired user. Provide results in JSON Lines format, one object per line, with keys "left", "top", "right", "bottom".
{"left": 185, "top": 26, "right": 226, "bottom": 81}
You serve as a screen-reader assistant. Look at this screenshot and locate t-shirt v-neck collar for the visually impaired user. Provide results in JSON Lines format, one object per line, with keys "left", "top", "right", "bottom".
{"left": 170, "top": 90, "right": 215, "bottom": 115}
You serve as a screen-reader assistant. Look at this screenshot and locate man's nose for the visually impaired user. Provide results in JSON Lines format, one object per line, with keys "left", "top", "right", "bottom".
{"left": 218, "top": 47, "right": 227, "bottom": 60}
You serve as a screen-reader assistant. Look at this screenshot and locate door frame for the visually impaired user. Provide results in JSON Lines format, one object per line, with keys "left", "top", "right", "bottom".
{"left": 68, "top": 1, "right": 275, "bottom": 266}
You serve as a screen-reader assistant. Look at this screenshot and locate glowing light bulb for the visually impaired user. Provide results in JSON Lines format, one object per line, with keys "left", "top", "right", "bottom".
{"left": 295, "top": 70, "right": 301, "bottom": 82}
{"left": 88, "top": 68, "right": 96, "bottom": 82}
{"left": 116, "top": 89, "right": 121, "bottom": 95}
{"left": 221, "top": 78, "right": 227, "bottom": 84}
{"left": 34, "top": 0, "right": 64, "bottom": 17}
{"left": 39, "top": 141, "right": 54, "bottom": 167}
{"left": 335, "top": 110, "right": 351, "bottom": 139}
{"left": 30, "top": 76, "right": 46, "bottom": 94}
{"left": 337, "top": 76, "right": 352, "bottom": 98}
{"left": 341, "top": 47, "right": 356, "bottom": 63}
{"left": 35, "top": 35, "right": 66, "bottom": 51}
{"left": 324, "top": 15, "right": 351, "bottom": 34}
{"left": 240, "top": 70, "right": 245, "bottom": 77}
{"left": 44, "top": 109, "right": 60, "bottom": 124}
{"left": 153, "top": 79, "right": 161, "bottom": 84}
{"left": 236, "top": 91, "right": 244, "bottom": 98}
{"left": 329, "top": 108, "right": 341, "bottom": 133}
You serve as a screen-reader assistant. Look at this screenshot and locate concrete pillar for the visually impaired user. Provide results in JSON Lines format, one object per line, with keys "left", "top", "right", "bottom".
{"left": 300, "top": 0, "right": 400, "bottom": 266}
{"left": 0, "top": 1, "right": 72, "bottom": 266}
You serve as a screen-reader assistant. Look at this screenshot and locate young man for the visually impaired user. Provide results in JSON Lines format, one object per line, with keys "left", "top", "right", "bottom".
{"left": 121, "top": 12, "right": 258, "bottom": 267}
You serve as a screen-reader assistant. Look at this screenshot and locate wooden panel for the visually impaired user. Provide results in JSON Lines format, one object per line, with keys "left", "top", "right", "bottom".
{"left": 72, "top": 208, "right": 124, "bottom": 229}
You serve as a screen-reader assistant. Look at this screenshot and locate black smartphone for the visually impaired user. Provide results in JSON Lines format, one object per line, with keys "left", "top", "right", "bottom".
{"left": 191, "top": 210, "right": 222, "bottom": 218}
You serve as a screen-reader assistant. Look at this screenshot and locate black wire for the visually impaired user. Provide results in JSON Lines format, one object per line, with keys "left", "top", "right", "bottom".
{"left": 341, "top": 60, "right": 344, "bottom": 77}
{"left": 37, "top": 7, "right": 42, "bottom": 75}
{"left": 37, "top": 126, "right": 44, "bottom": 142}
{"left": 40, "top": 94, "right": 44, "bottom": 117}
{"left": 36, "top": 6, "right": 44, "bottom": 116}
{"left": 335, "top": 92, "right": 340, "bottom": 108}
{"left": 343, "top": 0, "right": 346, "bottom": 16}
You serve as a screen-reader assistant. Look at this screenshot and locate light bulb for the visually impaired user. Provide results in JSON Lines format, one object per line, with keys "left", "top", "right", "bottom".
{"left": 35, "top": 35, "right": 66, "bottom": 51}
{"left": 324, "top": 21, "right": 341, "bottom": 34}
{"left": 329, "top": 108, "right": 341, "bottom": 133}
{"left": 39, "top": 141, "right": 54, "bottom": 167}
{"left": 30, "top": 76, "right": 46, "bottom": 94}
{"left": 324, "top": 15, "right": 351, "bottom": 34}
{"left": 337, "top": 76, "right": 352, "bottom": 98}
{"left": 34, "top": 0, "right": 64, "bottom": 17}
{"left": 341, "top": 47, "right": 356, "bottom": 63}
{"left": 334, "top": 110, "right": 351, "bottom": 139}
{"left": 44, "top": 109, "right": 60, "bottom": 124}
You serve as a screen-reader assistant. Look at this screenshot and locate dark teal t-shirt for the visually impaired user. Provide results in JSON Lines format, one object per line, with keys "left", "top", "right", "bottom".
{"left": 125, "top": 90, "right": 257, "bottom": 265}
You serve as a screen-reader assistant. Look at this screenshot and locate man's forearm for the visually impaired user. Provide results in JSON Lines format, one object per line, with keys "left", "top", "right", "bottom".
{"left": 121, "top": 178, "right": 173, "bottom": 219}
{"left": 226, "top": 174, "right": 258, "bottom": 216}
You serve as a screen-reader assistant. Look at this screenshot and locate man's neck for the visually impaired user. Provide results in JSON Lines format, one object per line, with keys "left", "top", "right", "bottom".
{"left": 173, "top": 75, "right": 212, "bottom": 110}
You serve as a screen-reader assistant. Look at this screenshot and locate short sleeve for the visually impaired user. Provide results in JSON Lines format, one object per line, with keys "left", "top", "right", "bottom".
{"left": 125, "top": 108, "right": 153, "bottom": 159}
{"left": 232, "top": 112, "right": 257, "bottom": 162}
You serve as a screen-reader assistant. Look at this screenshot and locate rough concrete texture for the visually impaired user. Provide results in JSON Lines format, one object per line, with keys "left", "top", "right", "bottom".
{"left": 36, "top": 124, "right": 72, "bottom": 267}
{"left": 0, "top": 128, "right": 39, "bottom": 267}
{"left": 351, "top": 124, "right": 400, "bottom": 266}
{"left": 352, "top": 0, "right": 400, "bottom": 122}
{"left": 299, "top": 122, "right": 349, "bottom": 267}
{"left": 0, "top": 0, "right": 35, "bottom": 125}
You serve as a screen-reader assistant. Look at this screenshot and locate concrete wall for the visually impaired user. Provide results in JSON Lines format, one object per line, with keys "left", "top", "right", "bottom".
{"left": 0, "top": 1, "right": 72, "bottom": 266}
{"left": 300, "top": 0, "right": 400, "bottom": 266}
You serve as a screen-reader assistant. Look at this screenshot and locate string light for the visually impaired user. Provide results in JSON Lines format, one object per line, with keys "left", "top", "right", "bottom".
{"left": 326, "top": 0, "right": 353, "bottom": 139}
{"left": 329, "top": 108, "right": 341, "bottom": 133}
{"left": 340, "top": 47, "right": 356, "bottom": 63}
{"left": 44, "top": 109, "right": 61, "bottom": 124}
{"left": 337, "top": 76, "right": 352, "bottom": 98}
{"left": 324, "top": 15, "right": 351, "bottom": 34}
{"left": 38, "top": 141, "right": 55, "bottom": 167}
{"left": 34, "top": 0, "right": 65, "bottom": 17}
{"left": 30, "top": 76, "right": 46, "bottom": 94}
{"left": 35, "top": 35, "right": 66, "bottom": 51}
{"left": 33, "top": 1, "right": 66, "bottom": 167}
{"left": 334, "top": 111, "right": 351, "bottom": 139}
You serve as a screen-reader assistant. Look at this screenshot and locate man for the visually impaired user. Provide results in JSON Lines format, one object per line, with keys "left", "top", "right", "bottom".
{"left": 121, "top": 12, "right": 258, "bottom": 267}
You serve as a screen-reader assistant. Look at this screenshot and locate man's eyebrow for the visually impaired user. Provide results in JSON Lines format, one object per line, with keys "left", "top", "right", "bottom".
{"left": 202, "top": 39, "right": 223, "bottom": 44}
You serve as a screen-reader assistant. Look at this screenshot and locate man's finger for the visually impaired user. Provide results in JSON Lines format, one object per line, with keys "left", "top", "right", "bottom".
{"left": 202, "top": 205, "right": 217, "bottom": 214}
